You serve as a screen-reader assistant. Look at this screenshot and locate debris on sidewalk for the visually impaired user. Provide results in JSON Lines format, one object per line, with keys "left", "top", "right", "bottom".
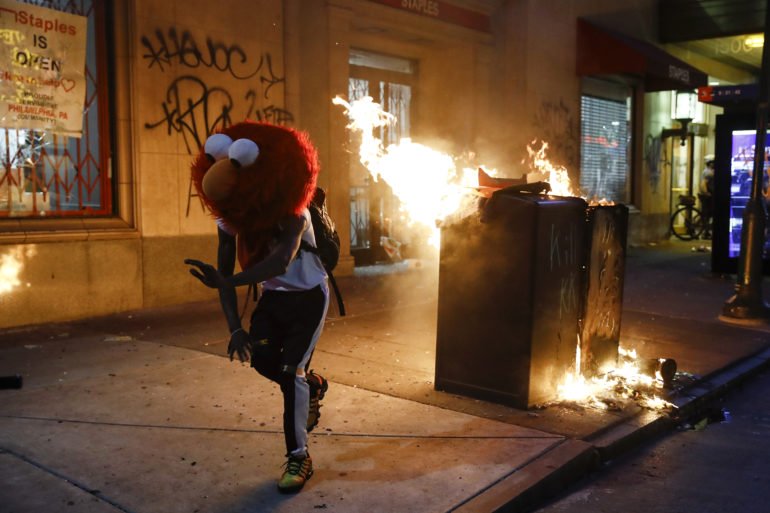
{"left": 679, "top": 405, "right": 732, "bottom": 431}
{"left": 103, "top": 335, "right": 134, "bottom": 342}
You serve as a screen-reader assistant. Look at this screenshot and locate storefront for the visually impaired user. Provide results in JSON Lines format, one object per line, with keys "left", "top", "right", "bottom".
{"left": 0, "top": 0, "right": 761, "bottom": 328}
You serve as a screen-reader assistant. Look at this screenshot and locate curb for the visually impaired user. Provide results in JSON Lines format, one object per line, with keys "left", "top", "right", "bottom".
{"left": 461, "top": 345, "right": 770, "bottom": 513}
{"left": 450, "top": 439, "right": 600, "bottom": 513}
{"left": 589, "top": 345, "right": 770, "bottom": 461}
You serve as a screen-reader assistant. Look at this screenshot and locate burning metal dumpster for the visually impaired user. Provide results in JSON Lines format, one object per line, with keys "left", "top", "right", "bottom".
{"left": 435, "top": 189, "right": 588, "bottom": 409}
{"left": 579, "top": 204, "right": 629, "bottom": 378}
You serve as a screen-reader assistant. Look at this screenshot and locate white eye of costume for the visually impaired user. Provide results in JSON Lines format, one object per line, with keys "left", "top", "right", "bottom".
{"left": 204, "top": 133, "right": 233, "bottom": 162}
{"left": 229, "top": 138, "right": 260, "bottom": 168}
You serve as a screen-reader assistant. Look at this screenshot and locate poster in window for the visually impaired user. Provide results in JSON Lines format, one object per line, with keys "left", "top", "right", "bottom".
{"left": 0, "top": 0, "right": 87, "bottom": 137}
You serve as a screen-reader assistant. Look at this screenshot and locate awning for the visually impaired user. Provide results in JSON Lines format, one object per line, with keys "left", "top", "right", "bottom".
{"left": 577, "top": 19, "right": 708, "bottom": 92}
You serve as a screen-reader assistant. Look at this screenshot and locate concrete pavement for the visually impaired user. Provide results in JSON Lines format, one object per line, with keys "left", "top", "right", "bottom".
{"left": 2, "top": 239, "right": 770, "bottom": 513}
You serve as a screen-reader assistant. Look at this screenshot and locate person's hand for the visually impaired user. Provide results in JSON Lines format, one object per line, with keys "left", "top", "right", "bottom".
{"left": 184, "top": 259, "right": 228, "bottom": 289}
{"left": 227, "top": 328, "right": 252, "bottom": 363}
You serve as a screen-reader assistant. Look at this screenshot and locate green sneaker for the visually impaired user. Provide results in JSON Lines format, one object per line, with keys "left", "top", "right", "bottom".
{"left": 306, "top": 371, "right": 328, "bottom": 433}
{"left": 278, "top": 454, "right": 313, "bottom": 493}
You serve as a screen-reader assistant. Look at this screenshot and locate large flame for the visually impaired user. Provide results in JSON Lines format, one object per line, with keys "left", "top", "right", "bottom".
{"left": 334, "top": 96, "right": 489, "bottom": 247}
{"left": 524, "top": 141, "right": 577, "bottom": 197}
{"left": 557, "top": 344, "right": 675, "bottom": 411}
{"left": 0, "top": 246, "right": 33, "bottom": 295}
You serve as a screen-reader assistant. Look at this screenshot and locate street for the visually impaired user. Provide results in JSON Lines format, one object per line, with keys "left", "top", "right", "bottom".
{"left": 535, "top": 368, "right": 770, "bottom": 513}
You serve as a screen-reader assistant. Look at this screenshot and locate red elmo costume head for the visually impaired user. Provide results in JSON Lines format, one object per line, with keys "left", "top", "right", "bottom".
{"left": 191, "top": 121, "right": 319, "bottom": 268}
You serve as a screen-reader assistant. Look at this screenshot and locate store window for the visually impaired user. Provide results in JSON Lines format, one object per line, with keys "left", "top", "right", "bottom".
{"left": 580, "top": 80, "right": 632, "bottom": 203}
{"left": 0, "top": 0, "right": 111, "bottom": 219}
{"left": 348, "top": 49, "right": 415, "bottom": 264}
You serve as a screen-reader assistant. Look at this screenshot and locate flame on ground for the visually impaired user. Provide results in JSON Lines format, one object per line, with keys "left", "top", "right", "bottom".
{"left": 556, "top": 344, "right": 676, "bottom": 411}
{"left": 0, "top": 246, "right": 34, "bottom": 295}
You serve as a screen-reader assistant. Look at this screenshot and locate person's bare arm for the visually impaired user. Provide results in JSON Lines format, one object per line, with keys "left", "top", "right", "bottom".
{"left": 185, "top": 214, "right": 306, "bottom": 289}
{"left": 185, "top": 215, "right": 306, "bottom": 362}
{"left": 216, "top": 227, "right": 241, "bottom": 333}
{"left": 227, "top": 214, "right": 306, "bottom": 287}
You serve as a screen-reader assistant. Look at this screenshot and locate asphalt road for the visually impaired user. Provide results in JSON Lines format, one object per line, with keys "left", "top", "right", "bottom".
{"left": 535, "top": 367, "right": 770, "bottom": 513}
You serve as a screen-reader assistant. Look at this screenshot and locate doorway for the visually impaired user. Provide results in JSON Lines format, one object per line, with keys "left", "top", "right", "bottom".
{"left": 348, "top": 49, "right": 416, "bottom": 266}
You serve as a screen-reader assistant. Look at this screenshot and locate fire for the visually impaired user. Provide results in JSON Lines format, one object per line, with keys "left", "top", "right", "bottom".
{"left": 0, "top": 246, "right": 33, "bottom": 295}
{"left": 556, "top": 343, "right": 676, "bottom": 411}
{"left": 334, "top": 95, "right": 615, "bottom": 251}
{"left": 524, "top": 141, "right": 577, "bottom": 197}
{"left": 334, "top": 96, "right": 491, "bottom": 248}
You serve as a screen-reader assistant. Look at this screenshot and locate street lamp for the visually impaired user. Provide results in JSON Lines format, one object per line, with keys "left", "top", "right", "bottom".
{"left": 662, "top": 90, "right": 699, "bottom": 199}
{"left": 664, "top": 90, "right": 697, "bottom": 145}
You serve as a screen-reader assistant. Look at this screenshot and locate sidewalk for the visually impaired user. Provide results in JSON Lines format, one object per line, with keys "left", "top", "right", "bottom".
{"left": 2, "top": 240, "right": 770, "bottom": 513}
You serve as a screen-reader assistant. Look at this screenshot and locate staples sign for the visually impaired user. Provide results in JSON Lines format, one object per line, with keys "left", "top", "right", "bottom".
{"left": 0, "top": 0, "right": 87, "bottom": 137}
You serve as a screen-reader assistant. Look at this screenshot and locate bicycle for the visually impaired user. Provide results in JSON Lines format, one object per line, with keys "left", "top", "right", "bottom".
{"left": 670, "top": 194, "right": 708, "bottom": 241}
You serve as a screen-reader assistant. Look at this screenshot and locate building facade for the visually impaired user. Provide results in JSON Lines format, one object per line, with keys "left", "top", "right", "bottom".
{"left": 0, "top": 0, "right": 760, "bottom": 327}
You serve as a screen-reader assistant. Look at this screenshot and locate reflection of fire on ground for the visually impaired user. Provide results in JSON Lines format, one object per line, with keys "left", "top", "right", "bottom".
{"left": 333, "top": 96, "right": 666, "bottom": 411}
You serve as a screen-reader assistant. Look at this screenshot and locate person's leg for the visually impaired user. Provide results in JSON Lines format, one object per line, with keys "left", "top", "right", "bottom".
{"left": 248, "top": 292, "right": 282, "bottom": 383}
{"left": 274, "top": 284, "right": 329, "bottom": 457}
{"left": 271, "top": 285, "right": 328, "bottom": 493}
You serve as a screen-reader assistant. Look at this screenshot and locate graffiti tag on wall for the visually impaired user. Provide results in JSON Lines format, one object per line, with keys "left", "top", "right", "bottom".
{"left": 534, "top": 99, "right": 579, "bottom": 173}
{"left": 140, "top": 26, "right": 295, "bottom": 215}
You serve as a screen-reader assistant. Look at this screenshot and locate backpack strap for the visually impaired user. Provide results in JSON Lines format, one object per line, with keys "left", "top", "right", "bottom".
{"left": 326, "top": 269, "right": 346, "bottom": 316}
{"left": 298, "top": 241, "right": 346, "bottom": 316}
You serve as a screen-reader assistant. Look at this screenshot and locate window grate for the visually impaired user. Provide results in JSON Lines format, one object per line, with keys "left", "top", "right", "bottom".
{"left": 580, "top": 95, "right": 630, "bottom": 203}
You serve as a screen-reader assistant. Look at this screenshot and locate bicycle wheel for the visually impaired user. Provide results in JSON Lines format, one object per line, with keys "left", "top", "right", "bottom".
{"left": 670, "top": 206, "right": 704, "bottom": 241}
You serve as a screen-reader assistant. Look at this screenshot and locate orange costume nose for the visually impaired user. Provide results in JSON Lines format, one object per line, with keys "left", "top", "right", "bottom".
{"left": 202, "top": 159, "right": 239, "bottom": 202}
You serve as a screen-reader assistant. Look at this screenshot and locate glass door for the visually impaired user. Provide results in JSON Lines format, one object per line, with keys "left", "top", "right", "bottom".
{"left": 348, "top": 49, "right": 415, "bottom": 265}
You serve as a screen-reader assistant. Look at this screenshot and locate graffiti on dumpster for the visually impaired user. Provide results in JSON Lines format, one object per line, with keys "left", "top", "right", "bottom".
{"left": 586, "top": 214, "right": 624, "bottom": 339}
{"left": 559, "top": 272, "right": 579, "bottom": 322}
{"left": 550, "top": 222, "right": 580, "bottom": 323}
{"left": 580, "top": 208, "right": 626, "bottom": 376}
{"left": 549, "top": 222, "right": 578, "bottom": 271}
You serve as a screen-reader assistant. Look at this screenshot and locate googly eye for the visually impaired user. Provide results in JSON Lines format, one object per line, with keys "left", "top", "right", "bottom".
{"left": 229, "top": 138, "right": 260, "bottom": 168}
{"left": 204, "top": 133, "right": 233, "bottom": 162}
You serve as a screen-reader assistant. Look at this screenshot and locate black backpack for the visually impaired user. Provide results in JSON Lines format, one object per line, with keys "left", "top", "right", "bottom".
{"left": 300, "top": 187, "right": 346, "bottom": 316}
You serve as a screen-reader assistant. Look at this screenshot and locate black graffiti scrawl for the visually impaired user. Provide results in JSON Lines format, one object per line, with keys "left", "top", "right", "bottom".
{"left": 141, "top": 26, "right": 295, "bottom": 215}
{"left": 141, "top": 28, "right": 262, "bottom": 79}
{"left": 533, "top": 99, "right": 579, "bottom": 173}
{"left": 144, "top": 76, "right": 233, "bottom": 154}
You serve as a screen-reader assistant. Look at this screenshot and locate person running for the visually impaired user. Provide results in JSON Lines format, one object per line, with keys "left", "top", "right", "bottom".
{"left": 185, "top": 121, "right": 329, "bottom": 493}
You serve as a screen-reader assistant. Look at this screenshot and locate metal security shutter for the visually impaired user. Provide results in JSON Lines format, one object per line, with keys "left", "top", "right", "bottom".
{"left": 580, "top": 95, "right": 630, "bottom": 203}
